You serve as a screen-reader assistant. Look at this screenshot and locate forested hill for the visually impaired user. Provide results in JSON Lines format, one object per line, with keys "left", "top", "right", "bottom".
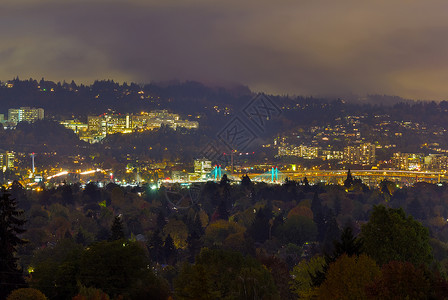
{"left": 0, "top": 78, "right": 252, "bottom": 118}
{"left": 1, "top": 78, "right": 448, "bottom": 135}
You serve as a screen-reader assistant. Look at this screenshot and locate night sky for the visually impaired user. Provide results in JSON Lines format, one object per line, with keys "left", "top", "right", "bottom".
{"left": 1, "top": 0, "right": 448, "bottom": 100}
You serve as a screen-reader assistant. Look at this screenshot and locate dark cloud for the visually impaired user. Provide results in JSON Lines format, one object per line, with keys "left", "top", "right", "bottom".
{"left": 1, "top": 0, "right": 448, "bottom": 100}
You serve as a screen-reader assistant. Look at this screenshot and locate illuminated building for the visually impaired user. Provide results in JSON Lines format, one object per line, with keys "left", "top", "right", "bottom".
{"left": 0, "top": 150, "right": 15, "bottom": 171}
{"left": 8, "top": 107, "right": 44, "bottom": 124}
{"left": 424, "top": 154, "right": 448, "bottom": 171}
{"left": 277, "top": 145, "right": 319, "bottom": 159}
{"left": 343, "top": 143, "right": 375, "bottom": 165}
{"left": 173, "top": 120, "right": 199, "bottom": 130}
{"left": 321, "top": 150, "right": 344, "bottom": 160}
{"left": 359, "top": 143, "right": 376, "bottom": 165}
{"left": 194, "top": 158, "right": 212, "bottom": 175}
{"left": 107, "top": 114, "right": 132, "bottom": 134}
{"left": 87, "top": 115, "right": 102, "bottom": 133}
{"left": 71, "top": 110, "right": 198, "bottom": 143}
{"left": 60, "top": 120, "right": 88, "bottom": 134}
{"left": 393, "top": 152, "right": 424, "bottom": 171}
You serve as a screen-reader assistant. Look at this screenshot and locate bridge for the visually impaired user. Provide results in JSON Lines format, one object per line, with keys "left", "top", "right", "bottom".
{"left": 246, "top": 169, "right": 446, "bottom": 187}
{"left": 251, "top": 167, "right": 287, "bottom": 183}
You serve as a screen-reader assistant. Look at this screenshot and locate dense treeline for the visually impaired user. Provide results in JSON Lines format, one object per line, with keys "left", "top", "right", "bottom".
{"left": 3, "top": 175, "right": 448, "bottom": 298}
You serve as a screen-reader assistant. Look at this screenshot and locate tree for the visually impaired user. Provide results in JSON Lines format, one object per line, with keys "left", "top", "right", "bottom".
{"left": 317, "top": 254, "right": 380, "bottom": 300}
{"left": 291, "top": 256, "right": 325, "bottom": 299}
{"left": 186, "top": 214, "right": 204, "bottom": 261}
{"left": 258, "top": 255, "right": 293, "bottom": 300}
{"left": 332, "top": 227, "right": 363, "bottom": 259}
{"left": 0, "top": 189, "right": 27, "bottom": 299}
{"left": 220, "top": 174, "right": 230, "bottom": 187}
{"left": 109, "top": 215, "right": 124, "bottom": 241}
{"left": 31, "top": 238, "right": 84, "bottom": 299}
{"left": 6, "top": 288, "right": 47, "bottom": 300}
{"left": 156, "top": 211, "right": 167, "bottom": 231}
{"left": 213, "top": 200, "right": 229, "bottom": 221}
{"left": 311, "top": 192, "right": 325, "bottom": 241}
{"left": 174, "top": 249, "right": 279, "bottom": 300}
{"left": 80, "top": 240, "right": 168, "bottom": 299}
{"left": 321, "top": 210, "right": 340, "bottom": 255}
{"left": 311, "top": 192, "right": 322, "bottom": 220}
{"left": 72, "top": 285, "right": 110, "bottom": 300}
{"left": 366, "top": 261, "right": 430, "bottom": 300}
{"left": 163, "top": 234, "right": 177, "bottom": 265}
{"left": 241, "top": 174, "right": 251, "bottom": 187}
{"left": 344, "top": 169, "right": 353, "bottom": 188}
{"left": 277, "top": 215, "right": 317, "bottom": 246}
{"left": 147, "top": 229, "right": 164, "bottom": 263}
{"left": 407, "top": 198, "right": 426, "bottom": 220}
{"left": 163, "top": 218, "right": 189, "bottom": 249}
{"left": 303, "top": 177, "right": 310, "bottom": 192}
{"left": 311, "top": 226, "right": 363, "bottom": 288}
{"left": 247, "top": 206, "right": 271, "bottom": 243}
{"left": 203, "top": 220, "right": 245, "bottom": 249}
{"left": 361, "top": 205, "right": 433, "bottom": 266}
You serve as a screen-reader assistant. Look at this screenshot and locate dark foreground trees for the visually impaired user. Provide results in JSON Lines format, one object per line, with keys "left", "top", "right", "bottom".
{"left": 361, "top": 205, "right": 433, "bottom": 266}
{"left": 6, "top": 288, "right": 47, "bottom": 300}
{"left": 175, "top": 248, "right": 279, "bottom": 300}
{"left": 31, "top": 239, "right": 169, "bottom": 299}
{"left": 0, "top": 189, "right": 27, "bottom": 299}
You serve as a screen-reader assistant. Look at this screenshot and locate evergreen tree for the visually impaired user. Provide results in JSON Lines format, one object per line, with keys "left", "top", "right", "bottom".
{"left": 303, "top": 177, "right": 310, "bottom": 191}
{"left": 321, "top": 210, "right": 340, "bottom": 254}
{"left": 312, "top": 226, "right": 363, "bottom": 288}
{"left": 220, "top": 174, "right": 231, "bottom": 208}
{"left": 344, "top": 169, "right": 353, "bottom": 188}
{"left": 0, "top": 189, "right": 27, "bottom": 298}
{"left": 188, "top": 214, "right": 204, "bottom": 239}
{"left": 215, "top": 200, "right": 229, "bottom": 221}
{"left": 247, "top": 207, "right": 271, "bottom": 243}
{"left": 156, "top": 211, "right": 167, "bottom": 231}
{"left": 332, "top": 227, "right": 363, "bottom": 259}
{"left": 241, "top": 174, "right": 251, "bottom": 187}
{"left": 164, "top": 234, "right": 177, "bottom": 264}
{"left": 220, "top": 174, "right": 230, "bottom": 187}
{"left": 147, "top": 229, "right": 164, "bottom": 263}
{"left": 187, "top": 215, "right": 203, "bottom": 261}
{"left": 303, "top": 177, "right": 309, "bottom": 186}
{"left": 110, "top": 215, "right": 125, "bottom": 241}
{"left": 311, "top": 192, "right": 326, "bottom": 241}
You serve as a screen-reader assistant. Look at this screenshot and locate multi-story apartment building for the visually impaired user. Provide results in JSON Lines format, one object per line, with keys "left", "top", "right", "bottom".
{"left": 8, "top": 107, "right": 44, "bottom": 124}
{"left": 0, "top": 150, "right": 15, "bottom": 171}
{"left": 344, "top": 143, "right": 375, "bottom": 165}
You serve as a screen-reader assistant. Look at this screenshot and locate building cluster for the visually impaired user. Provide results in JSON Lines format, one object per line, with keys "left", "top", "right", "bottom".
{"left": 343, "top": 143, "right": 376, "bottom": 165}
{"left": 61, "top": 110, "right": 199, "bottom": 143}
{"left": 0, "top": 150, "right": 15, "bottom": 171}
{"left": 393, "top": 153, "right": 448, "bottom": 171}
{"left": 169, "top": 158, "right": 214, "bottom": 182}
{"left": 1, "top": 107, "right": 44, "bottom": 126}
{"left": 277, "top": 145, "right": 319, "bottom": 159}
{"left": 277, "top": 142, "right": 376, "bottom": 166}
{"left": 276, "top": 141, "right": 448, "bottom": 171}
